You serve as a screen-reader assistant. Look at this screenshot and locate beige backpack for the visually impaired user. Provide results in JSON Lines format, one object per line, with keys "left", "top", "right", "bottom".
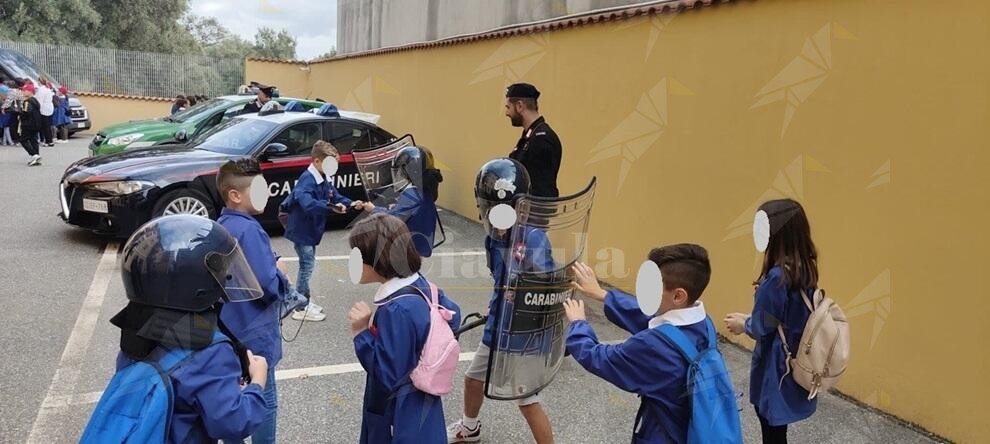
{"left": 777, "top": 289, "right": 850, "bottom": 400}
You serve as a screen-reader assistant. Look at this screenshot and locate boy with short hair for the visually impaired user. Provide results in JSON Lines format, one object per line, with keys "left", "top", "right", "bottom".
{"left": 563, "top": 243, "right": 740, "bottom": 443}
{"left": 283, "top": 140, "right": 362, "bottom": 321}
{"left": 216, "top": 159, "right": 292, "bottom": 444}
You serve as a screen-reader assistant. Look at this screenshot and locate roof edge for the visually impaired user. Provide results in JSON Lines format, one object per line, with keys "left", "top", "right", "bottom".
{"left": 315, "top": 0, "right": 739, "bottom": 64}
{"left": 75, "top": 91, "right": 173, "bottom": 102}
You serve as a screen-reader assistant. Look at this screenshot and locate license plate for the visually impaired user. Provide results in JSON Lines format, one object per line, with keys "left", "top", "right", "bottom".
{"left": 75, "top": 122, "right": 86, "bottom": 129}
{"left": 82, "top": 198, "right": 108, "bottom": 213}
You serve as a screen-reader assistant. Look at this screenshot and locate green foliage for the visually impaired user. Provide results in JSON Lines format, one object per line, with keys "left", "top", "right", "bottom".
{"left": 252, "top": 27, "right": 296, "bottom": 60}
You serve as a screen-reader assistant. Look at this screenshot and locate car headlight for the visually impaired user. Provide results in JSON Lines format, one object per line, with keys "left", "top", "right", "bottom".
{"left": 88, "top": 180, "right": 154, "bottom": 195}
{"left": 107, "top": 133, "right": 144, "bottom": 146}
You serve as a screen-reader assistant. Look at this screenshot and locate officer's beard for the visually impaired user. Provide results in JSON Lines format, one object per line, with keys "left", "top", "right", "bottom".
{"left": 509, "top": 112, "right": 524, "bottom": 128}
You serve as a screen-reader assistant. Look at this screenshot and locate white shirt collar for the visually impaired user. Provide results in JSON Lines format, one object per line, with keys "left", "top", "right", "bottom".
{"left": 648, "top": 301, "right": 707, "bottom": 329}
{"left": 374, "top": 273, "right": 422, "bottom": 303}
{"left": 307, "top": 164, "right": 325, "bottom": 184}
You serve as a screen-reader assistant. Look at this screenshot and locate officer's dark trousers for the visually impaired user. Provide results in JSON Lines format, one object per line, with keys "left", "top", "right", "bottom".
{"left": 41, "top": 115, "right": 53, "bottom": 145}
{"left": 21, "top": 129, "right": 39, "bottom": 156}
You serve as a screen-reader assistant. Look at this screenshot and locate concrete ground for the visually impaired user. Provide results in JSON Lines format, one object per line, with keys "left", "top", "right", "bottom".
{"left": 0, "top": 137, "right": 943, "bottom": 443}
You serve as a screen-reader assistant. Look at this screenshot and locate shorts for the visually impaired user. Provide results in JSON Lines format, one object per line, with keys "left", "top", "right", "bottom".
{"left": 465, "top": 342, "right": 542, "bottom": 406}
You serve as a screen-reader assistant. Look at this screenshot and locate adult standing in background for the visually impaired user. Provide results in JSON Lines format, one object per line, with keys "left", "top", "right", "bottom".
{"left": 505, "top": 83, "right": 562, "bottom": 198}
{"left": 170, "top": 95, "right": 186, "bottom": 115}
{"left": 2, "top": 80, "right": 23, "bottom": 143}
{"left": 36, "top": 79, "right": 55, "bottom": 147}
{"left": 242, "top": 84, "right": 274, "bottom": 114}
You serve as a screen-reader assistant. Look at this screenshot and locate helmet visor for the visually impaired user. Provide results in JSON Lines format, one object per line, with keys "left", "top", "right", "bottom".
{"left": 205, "top": 241, "right": 263, "bottom": 303}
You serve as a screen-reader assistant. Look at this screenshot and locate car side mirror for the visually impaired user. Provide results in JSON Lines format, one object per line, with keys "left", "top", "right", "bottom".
{"left": 262, "top": 143, "right": 288, "bottom": 159}
{"left": 174, "top": 129, "right": 188, "bottom": 142}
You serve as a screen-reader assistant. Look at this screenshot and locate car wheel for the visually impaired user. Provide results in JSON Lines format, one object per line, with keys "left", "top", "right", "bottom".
{"left": 152, "top": 188, "right": 216, "bottom": 219}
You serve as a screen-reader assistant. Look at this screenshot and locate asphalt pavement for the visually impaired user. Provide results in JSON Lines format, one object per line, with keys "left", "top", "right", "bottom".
{"left": 0, "top": 137, "right": 941, "bottom": 443}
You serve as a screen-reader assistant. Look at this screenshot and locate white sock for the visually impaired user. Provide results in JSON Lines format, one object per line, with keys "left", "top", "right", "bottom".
{"left": 461, "top": 416, "right": 479, "bottom": 430}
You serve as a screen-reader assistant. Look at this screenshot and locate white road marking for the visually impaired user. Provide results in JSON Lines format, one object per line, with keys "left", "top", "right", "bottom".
{"left": 55, "top": 352, "right": 479, "bottom": 407}
{"left": 279, "top": 251, "right": 486, "bottom": 262}
{"left": 27, "top": 242, "right": 118, "bottom": 444}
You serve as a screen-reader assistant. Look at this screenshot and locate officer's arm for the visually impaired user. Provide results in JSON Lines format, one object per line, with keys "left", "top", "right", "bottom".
{"left": 178, "top": 344, "right": 267, "bottom": 440}
{"left": 603, "top": 290, "right": 652, "bottom": 334}
{"left": 565, "top": 321, "right": 660, "bottom": 394}
{"left": 353, "top": 303, "right": 420, "bottom": 392}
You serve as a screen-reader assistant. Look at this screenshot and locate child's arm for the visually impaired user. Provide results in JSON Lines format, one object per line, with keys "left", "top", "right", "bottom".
{"left": 744, "top": 268, "right": 786, "bottom": 340}
{"left": 352, "top": 303, "right": 420, "bottom": 392}
{"left": 295, "top": 179, "right": 331, "bottom": 215}
{"left": 328, "top": 184, "right": 353, "bottom": 207}
{"left": 239, "top": 227, "right": 282, "bottom": 304}
{"left": 179, "top": 344, "right": 267, "bottom": 440}
{"left": 572, "top": 262, "right": 651, "bottom": 334}
{"left": 373, "top": 187, "right": 422, "bottom": 221}
{"left": 565, "top": 319, "right": 660, "bottom": 394}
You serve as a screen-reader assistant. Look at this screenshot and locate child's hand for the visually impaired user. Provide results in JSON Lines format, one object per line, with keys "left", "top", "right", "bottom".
{"left": 723, "top": 313, "right": 749, "bottom": 335}
{"left": 350, "top": 200, "right": 364, "bottom": 210}
{"left": 349, "top": 301, "right": 372, "bottom": 336}
{"left": 571, "top": 262, "right": 607, "bottom": 302}
{"left": 246, "top": 350, "right": 269, "bottom": 389}
{"left": 332, "top": 203, "right": 347, "bottom": 214}
{"left": 563, "top": 299, "right": 586, "bottom": 322}
{"left": 361, "top": 202, "right": 375, "bottom": 212}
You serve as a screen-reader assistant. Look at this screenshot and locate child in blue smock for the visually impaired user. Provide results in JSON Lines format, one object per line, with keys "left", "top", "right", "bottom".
{"left": 724, "top": 199, "right": 820, "bottom": 443}
{"left": 283, "top": 140, "right": 362, "bottom": 321}
{"left": 347, "top": 213, "right": 461, "bottom": 443}
{"left": 564, "top": 244, "right": 735, "bottom": 443}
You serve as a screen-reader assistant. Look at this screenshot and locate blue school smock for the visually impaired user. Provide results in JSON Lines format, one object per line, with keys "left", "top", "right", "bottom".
{"left": 115, "top": 339, "right": 268, "bottom": 443}
{"left": 217, "top": 208, "right": 286, "bottom": 367}
{"left": 481, "top": 227, "right": 554, "bottom": 347}
{"left": 353, "top": 274, "right": 462, "bottom": 443}
{"left": 566, "top": 289, "right": 711, "bottom": 443}
{"left": 745, "top": 266, "right": 818, "bottom": 426}
{"left": 373, "top": 185, "right": 437, "bottom": 257}
{"left": 284, "top": 165, "right": 352, "bottom": 246}
{"left": 52, "top": 95, "right": 72, "bottom": 126}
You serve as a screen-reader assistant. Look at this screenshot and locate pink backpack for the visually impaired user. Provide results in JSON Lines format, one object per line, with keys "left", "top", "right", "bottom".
{"left": 377, "top": 281, "right": 460, "bottom": 396}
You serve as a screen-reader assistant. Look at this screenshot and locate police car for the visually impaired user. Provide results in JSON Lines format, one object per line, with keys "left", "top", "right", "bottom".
{"left": 58, "top": 107, "right": 397, "bottom": 237}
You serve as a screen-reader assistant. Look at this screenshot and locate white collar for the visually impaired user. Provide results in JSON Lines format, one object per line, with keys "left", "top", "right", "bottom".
{"left": 374, "top": 273, "right": 422, "bottom": 303}
{"left": 307, "top": 164, "right": 325, "bottom": 184}
{"left": 648, "top": 301, "right": 707, "bottom": 329}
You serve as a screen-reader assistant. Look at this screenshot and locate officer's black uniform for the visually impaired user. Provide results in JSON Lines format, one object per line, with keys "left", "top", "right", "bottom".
{"left": 509, "top": 115, "right": 561, "bottom": 198}
{"left": 506, "top": 83, "right": 561, "bottom": 198}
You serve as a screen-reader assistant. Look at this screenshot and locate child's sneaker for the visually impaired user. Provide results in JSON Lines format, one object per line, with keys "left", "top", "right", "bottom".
{"left": 308, "top": 301, "right": 325, "bottom": 313}
{"left": 291, "top": 305, "right": 326, "bottom": 321}
{"left": 447, "top": 420, "right": 482, "bottom": 443}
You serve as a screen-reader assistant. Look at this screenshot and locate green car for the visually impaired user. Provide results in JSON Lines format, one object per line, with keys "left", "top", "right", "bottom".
{"left": 89, "top": 95, "right": 324, "bottom": 156}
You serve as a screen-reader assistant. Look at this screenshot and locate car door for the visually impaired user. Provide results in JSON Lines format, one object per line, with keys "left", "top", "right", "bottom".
{"left": 257, "top": 120, "right": 324, "bottom": 224}
{"left": 325, "top": 120, "right": 376, "bottom": 202}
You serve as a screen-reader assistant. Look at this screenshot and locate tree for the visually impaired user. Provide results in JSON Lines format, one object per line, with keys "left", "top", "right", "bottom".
{"left": 252, "top": 27, "right": 296, "bottom": 60}
{"left": 315, "top": 46, "right": 337, "bottom": 60}
{"left": 88, "top": 0, "right": 199, "bottom": 54}
{"left": 0, "top": 0, "right": 101, "bottom": 44}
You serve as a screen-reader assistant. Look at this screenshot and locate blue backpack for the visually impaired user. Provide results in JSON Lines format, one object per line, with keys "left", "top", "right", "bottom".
{"left": 655, "top": 319, "right": 743, "bottom": 444}
{"left": 80, "top": 332, "right": 230, "bottom": 443}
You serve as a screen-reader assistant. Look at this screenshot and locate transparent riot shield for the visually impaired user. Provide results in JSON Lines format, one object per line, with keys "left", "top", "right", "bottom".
{"left": 485, "top": 177, "right": 597, "bottom": 400}
{"left": 351, "top": 134, "right": 415, "bottom": 206}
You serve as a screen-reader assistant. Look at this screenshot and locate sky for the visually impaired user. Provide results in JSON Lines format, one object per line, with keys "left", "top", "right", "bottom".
{"left": 189, "top": 0, "right": 338, "bottom": 60}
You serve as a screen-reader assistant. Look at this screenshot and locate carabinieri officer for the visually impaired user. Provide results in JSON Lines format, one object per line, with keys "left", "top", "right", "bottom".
{"left": 504, "top": 83, "right": 562, "bottom": 198}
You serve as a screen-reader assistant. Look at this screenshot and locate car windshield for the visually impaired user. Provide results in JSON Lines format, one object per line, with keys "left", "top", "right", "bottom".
{"left": 193, "top": 118, "right": 277, "bottom": 155}
{"left": 168, "top": 98, "right": 235, "bottom": 124}
{"left": 0, "top": 50, "right": 59, "bottom": 87}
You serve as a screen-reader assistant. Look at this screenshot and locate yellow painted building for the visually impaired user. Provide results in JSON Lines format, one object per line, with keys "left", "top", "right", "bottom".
{"left": 248, "top": 0, "right": 987, "bottom": 441}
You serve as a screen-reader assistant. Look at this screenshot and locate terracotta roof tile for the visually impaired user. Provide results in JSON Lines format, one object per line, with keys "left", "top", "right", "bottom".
{"left": 314, "top": 0, "right": 739, "bottom": 64}
{"left": 246, "top": 56, "right": 308, "bottom": 65}
{"left": 75, "top": 91, "right": 173, "bottom": 102}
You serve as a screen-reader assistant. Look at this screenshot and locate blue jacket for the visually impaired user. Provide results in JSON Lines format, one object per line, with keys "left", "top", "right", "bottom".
{"left": 52, "top": 95, "right": 72, "bottom": 126}
{"left": 481, "top": 227, "right": 554, "bottom": 347}
{"left": 745, "top": 266, "right": 818, "bottom": 425}
{"left": 284, "top": 165, "right": 352, "bottom": 246}
{"left": 115, "top": 339, "right": 267, "bottom": 443}
{"left": 354, "top": 274, "right": 461, "bottom": 443}
{"left": 567, "top": 290, "right": 711, "bottom": 443}
{"left": 217, "top": 208, "right": 286, "bottom": 366}
{"left": 373, "top": 185, "right": 437, "bottom": 257}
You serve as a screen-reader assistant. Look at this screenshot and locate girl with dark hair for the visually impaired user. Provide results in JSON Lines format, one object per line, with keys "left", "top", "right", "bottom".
{"left": 347, "top": 213, "right": 461, "bottom": 443}
{"left": 724, "top": 198, "right": 819, "bottom": 444}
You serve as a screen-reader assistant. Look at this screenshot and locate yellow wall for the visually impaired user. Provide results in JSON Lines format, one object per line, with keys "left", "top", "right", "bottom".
{"left": 244, "top": 59, "right": 311, "bottom": 99}
{"left": 75, "top": 94, "right": 172, "bottom": 133}
{"left": 259, "top": 0, "right": 990, "bottom": 440}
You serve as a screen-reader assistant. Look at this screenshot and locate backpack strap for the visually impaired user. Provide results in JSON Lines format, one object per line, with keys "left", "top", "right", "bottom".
{"left": 654, "top": 323, "right": 701, "bottom": 362}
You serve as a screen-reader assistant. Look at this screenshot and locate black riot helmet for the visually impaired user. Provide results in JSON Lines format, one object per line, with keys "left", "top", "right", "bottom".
{"left": 475, "top": 158, "right": 530, "bottom": 236}
{"left": 120, "top": 214, "right": 263, "bottom": 312}
{"left": 391, "top": 146, "right": 426, "bottom": 190}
